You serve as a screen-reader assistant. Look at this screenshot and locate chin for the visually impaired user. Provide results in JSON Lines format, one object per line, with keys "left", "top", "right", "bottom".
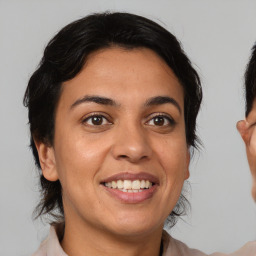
{"left": 111, "top": 224, "right": 161, "bottom": 238}
{"left": 106, "top": 212, "right": 164, "bottom": 237}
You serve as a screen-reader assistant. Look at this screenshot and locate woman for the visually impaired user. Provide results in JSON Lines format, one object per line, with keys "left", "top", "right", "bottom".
{"left": 237, "top": 43, "right": 256, "bottom": 202}
{"left": 24, "top": 12, "right": 248, "bottom": 256}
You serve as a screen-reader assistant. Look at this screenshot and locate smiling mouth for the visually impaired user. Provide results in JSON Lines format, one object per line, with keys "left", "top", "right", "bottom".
{"left": 103, "top": 180, "right": 154, "bottom": 193}
{"left": 101, "top": 173, "right": 159, "bottom": 203}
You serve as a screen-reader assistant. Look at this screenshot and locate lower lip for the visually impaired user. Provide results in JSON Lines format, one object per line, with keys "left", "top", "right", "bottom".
{"left": 102, "top": 185, "right": 158, "bottom": 203}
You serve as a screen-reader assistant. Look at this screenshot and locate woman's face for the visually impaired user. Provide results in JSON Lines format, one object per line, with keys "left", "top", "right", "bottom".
{"left": 237, "top": 99, "right": 256, "bottom": 201}
{"left": 41, "top": 47, "right": 190, "bottom": 237}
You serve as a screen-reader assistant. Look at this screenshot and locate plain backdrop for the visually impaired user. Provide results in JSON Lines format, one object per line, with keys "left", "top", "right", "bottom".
{"left": 1, "top": 0, "right": 256, "bottom": 255}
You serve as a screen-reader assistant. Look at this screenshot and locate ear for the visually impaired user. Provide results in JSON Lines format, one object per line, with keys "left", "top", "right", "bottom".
{"left": 236, "top": 120, "right": 249, "bottom": 145}
{"left": 34, "top": 140, "right": 59, "bottom": 182}
{"left": 184, "top": 148, "right": 190, "bottom": 180}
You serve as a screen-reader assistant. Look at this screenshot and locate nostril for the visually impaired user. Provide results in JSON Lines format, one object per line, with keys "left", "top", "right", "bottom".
{"left": 119, "top": 155, "right": 128, "bottom": 158}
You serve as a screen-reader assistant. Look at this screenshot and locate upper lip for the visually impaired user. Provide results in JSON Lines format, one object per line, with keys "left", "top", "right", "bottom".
{"left": 101, "top": 172, "right": 159, "bottom": 184}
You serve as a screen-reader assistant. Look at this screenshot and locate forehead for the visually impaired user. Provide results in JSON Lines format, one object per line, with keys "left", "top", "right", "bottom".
{"left": 84, "top": 47, "right": 179, "bottom": 84}
{"left": 60, "top": 47, "right": 184, "bottom": 109}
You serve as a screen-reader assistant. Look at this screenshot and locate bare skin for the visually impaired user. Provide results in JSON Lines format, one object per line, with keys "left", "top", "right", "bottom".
{"left": 237, "top": 100, "right": 256, "bottom": 201}
{"left": 35, "top": 47, "right": 190, "bottom": 256}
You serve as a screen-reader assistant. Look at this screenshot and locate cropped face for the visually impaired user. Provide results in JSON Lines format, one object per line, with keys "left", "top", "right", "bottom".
{"left": 36, "top": 47, "right": 190, "bottom": 238}
{"left": 237, "top": 99, "right": 256, "bottom": 201}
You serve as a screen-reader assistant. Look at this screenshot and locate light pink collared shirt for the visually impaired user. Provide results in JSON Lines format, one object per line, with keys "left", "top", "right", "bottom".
{"left": 32, "top": 225, "right": 256, "bottom": 256}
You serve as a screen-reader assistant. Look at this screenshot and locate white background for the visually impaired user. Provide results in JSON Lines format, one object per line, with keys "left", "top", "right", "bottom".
{"left": 1, "top": 0, "right": 256, "bottom": 255}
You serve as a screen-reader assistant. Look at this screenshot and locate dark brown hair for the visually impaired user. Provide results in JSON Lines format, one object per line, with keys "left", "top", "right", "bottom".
{"left": 24, "top": 12, "right": 202, "bottom": 226}
{"left": 245, "top": 44, "right": 256, "bottom": 116}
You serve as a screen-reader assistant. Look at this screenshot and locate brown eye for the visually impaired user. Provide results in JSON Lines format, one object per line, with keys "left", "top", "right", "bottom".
{"left": 153, "top": 116, "right": 165, "bottom": 126}
{"left": 83, "top": 115, "right": 110, "bottom": 126}
{"left": 91, "top": 116, "right": 103, "bottom": 125}
{"left": 146, "top": 114, "right": 175, "bottom": 127}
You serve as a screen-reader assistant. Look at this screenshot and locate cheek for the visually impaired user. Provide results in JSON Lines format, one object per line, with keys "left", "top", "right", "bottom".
{"left": 249, "top": 128, "right": 256, "bottom": 155}
{"left": 152, "top": 136, "right": 188, "bottom": 204}
{"left": 153, "top": 137, "right": 188, "bottom": 217}
{"left": 54, "top": 136, "right": 108, "bottom": 215}
{"left": 54, "top": 133, "right": 107, "bottom": 189}
{"left": 246, "top": 128, "right": 256, "bottom": 176}
{"left": 247, "top": 151, "right": 256, "bottom": 180}
{"left": 156, "top": 136, "right": 188, "bottom": 172}
{"left": 251, "top": 165, "right": 256, "bottom": 179}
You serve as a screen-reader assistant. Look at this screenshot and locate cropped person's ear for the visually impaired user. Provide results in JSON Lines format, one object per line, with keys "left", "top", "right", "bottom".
{"left": 34, "top": 139, "right": 59, "bottom": 181}
{"left": 236, "top": 120, "right": 249, "bottom": 145}
{"left": 237, "top": 120, "right": 256, "bottom": 201}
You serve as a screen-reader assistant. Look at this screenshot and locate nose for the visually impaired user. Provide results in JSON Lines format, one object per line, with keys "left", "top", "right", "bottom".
{"left": 111, "top": 123, "right": 152, "bottom": 163}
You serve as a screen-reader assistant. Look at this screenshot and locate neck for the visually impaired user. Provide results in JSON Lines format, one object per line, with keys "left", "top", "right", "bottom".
{"left": 61, "top": 217, "right": 163, "bottom": 256}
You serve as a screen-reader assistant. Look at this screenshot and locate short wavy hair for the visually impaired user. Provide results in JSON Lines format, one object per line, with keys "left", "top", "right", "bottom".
{"left": 23, "top": 12, "right": 202, "bottom": 226}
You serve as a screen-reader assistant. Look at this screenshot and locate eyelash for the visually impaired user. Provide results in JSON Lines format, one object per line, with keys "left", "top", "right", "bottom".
{"left": 146, "top": 113, "right": 176, "bottom": 127}
{"left": 82, "top": 113, "right": 112, "bottom": 126}
{"left": 81, "top": 112, "right": 176, "bottom": 128}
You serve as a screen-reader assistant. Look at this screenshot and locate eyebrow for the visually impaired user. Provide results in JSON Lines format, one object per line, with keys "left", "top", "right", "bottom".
{"left": 144, "top": 96, "right": 181, "bottom": 113}
{"left": 70, "top": 95, "right": 119, "bottom": 109}
{"left": 70, "top": 95, "right": 181, "bottom": 113}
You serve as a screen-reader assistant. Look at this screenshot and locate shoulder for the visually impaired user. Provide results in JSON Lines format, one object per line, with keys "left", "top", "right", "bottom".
{"left": 31, "top": 239, "right": 48, "bottom": 256}
{"left": 211, "top": 241, "right": 256, "bottom": 256}
{"left": 162, "top": 230, "right": 208, "bottom": 256}
{"left": 31, "top": 225, "right": 67, "bottom": 256}
{"left": 230, "top": 241, "right": 256, "bottom": 256}
{"left": 162, "top": 231, "right": 256, "bottom": 256}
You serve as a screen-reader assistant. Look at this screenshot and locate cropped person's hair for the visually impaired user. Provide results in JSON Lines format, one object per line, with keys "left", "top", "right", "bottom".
{"left": 23, "top": 12, "right": 202, "bottom": 226}
{"left": 245, "top": 44, "right": 256, "bottom": 116}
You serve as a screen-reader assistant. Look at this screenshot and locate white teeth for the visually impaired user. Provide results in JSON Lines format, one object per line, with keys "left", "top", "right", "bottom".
{"left": 105, "top": 182, "right": 111, "bottom": 188}
{"left": 112, "top": 181, "right": 117, "bottom": 189}
{"left": 140, "top": 180, "right": 146, "bottom": 188}
{"left": 117, "top": 180, "right": 123, "bottom": 189}
{"left": 123, "top": 180, "right": 132, "bottom": 189}
{"left": 132, "top": 180, "right": 140, "bottom": 190}
{"left": 104, "top": 179, "right": 153, "bottom": 192}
